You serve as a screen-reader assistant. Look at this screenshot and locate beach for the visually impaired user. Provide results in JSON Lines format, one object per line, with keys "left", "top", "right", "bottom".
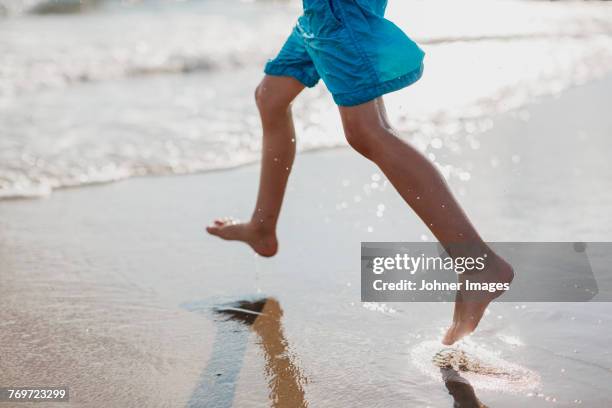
{"left": 2, "top": 74, "right": 612, "bottom": 406}
{"left": 2, "top": 0, "right": 612, "bottom": 406}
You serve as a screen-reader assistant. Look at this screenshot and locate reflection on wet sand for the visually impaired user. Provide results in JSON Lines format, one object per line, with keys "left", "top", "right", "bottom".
{"left": 190, "top": 297, "right": 487, "bottom": 408}
{"left": 250, "top": 299, "right": 309, "bottom": 408}
{"left": 187, "top": 298, "right": 307, "bottom": 408}
{"left": 441, "top": 367, "right": 487, "bottom": 408}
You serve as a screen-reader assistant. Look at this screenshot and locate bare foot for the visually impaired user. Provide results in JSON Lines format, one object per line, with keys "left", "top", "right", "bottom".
{"left": 206, "top": 217, "right": 278, "bottom": 257}
{"left": 442, "top": 254, "right": 514, "bottom": 345}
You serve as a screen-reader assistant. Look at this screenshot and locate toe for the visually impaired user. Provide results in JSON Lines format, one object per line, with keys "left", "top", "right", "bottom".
{"left": 206, "top": 225, "right": 220, "bottom": 235}
{"left": 442, "top": 325, "right": 457, "bottom": 345}
{"left": 443, "top": 316, "right": 480, "bottom": 345}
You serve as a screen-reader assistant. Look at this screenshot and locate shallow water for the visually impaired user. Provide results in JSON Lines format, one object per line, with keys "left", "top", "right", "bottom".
{"left": 1, "top": 0, "right": 612, "bottom": 198}
{"left": 1, "top": 76, "right": 612, "bottom": 406}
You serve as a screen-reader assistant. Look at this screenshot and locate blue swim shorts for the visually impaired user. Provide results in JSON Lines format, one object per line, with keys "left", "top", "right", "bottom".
{"left": 264, "top": 0, "right": 425, "bottom": 106}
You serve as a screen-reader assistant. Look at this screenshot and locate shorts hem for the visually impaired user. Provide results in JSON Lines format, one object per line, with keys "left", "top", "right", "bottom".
{"left": 332, "top": 63, "right": 424, "bottom": 107}
{"left": 264, "top": 63, "right": 319, "bottom": 88}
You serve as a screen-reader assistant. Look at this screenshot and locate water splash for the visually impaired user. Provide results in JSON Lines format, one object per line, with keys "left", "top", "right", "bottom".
{"left": 411, "top": 338, "right": 541, "bottom": 393}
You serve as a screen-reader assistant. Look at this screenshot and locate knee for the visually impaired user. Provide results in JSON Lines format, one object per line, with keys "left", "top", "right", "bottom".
{"left": 343, "top": 118, "right": 385, "bottom": 159}
{"left": 255, "top": 83, "right": 291, "bottom": 119}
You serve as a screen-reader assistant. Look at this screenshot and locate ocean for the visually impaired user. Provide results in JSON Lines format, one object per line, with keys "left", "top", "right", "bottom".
{"left": 1, "top": 0, "right": 612, "bottom": 199}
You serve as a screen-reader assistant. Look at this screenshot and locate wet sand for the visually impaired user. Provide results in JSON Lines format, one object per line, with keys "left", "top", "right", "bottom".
{"left": 1, "top": 76, "right": 612, "bottom": 407}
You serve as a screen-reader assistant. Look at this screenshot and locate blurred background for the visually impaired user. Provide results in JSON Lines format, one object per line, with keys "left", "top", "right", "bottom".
{"left": 1, "top": 0, "right": 612, "bottom": 199}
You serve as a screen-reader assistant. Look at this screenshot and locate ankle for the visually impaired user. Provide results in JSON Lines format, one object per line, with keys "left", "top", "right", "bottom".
{"left": 248, "top": 219, "right": 276, "bottom": 236}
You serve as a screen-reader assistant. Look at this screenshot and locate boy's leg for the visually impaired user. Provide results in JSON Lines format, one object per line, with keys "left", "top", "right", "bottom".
{"left": 207, "top": 75, "right": 305, "bottom": 257}
{"left": 338, "top": 98, "right": 513, "bottom": 345}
